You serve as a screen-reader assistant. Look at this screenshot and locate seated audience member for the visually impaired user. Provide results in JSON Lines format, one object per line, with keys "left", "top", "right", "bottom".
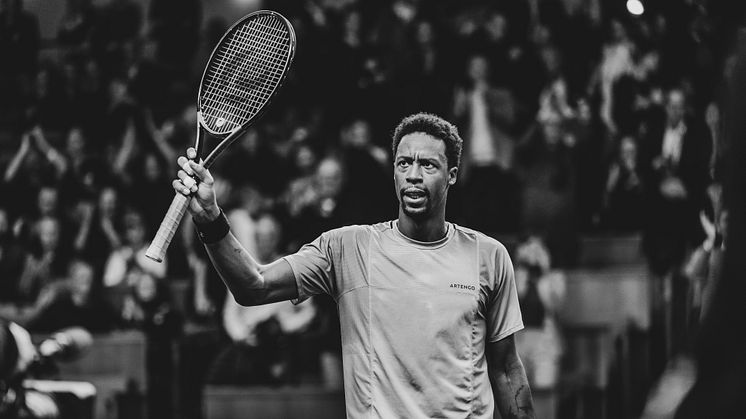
{"left": 683, "top": 196, "right": 728, "bottom": 323}
{"left": 602, "top": 136, "right": 646, "bottom": 231}
{"left": 0, "top": 207, "right": 26, "bottom": 304}
{"left": 119, "top": 266, "right": 179, "bottom": 334}
{"left": 515, "top": 112, "right": 580, "bottom": 266}
{"left": 208, "top": 214, "right": 318, "bottom": 386}
{"left": 103, "top": 208, "right": 165, "bottom": 313}
{"left": 16, "top": 217, "right": 70, "bottom": 303}
{"left": 641, "top": 87, "right": 712, "bottom": 277}
{"left": 513, "top": 236, "right": 566, "bottom": 390}
{"left": 1, "top": 258, "right": 119, "bottom": 333}
{"left": 74, "top": 185, "right": 124, "bottom": 269}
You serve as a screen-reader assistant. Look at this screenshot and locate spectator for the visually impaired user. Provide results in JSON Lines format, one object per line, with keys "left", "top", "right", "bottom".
{"left": 148, "top": 0, "right": 201, "bottom": 72}
{"left": 683, "top": 201, "right": 727, "bottom": 324}
{"left": 57, "top": 0, "right": 98, "bottom": 50}
{"left": 90, "top": 0, "right": 142, "bottom": 76}
{"left": 0, "top": 0, "right": 39, "bottom": 78}
{"left": 127, "top": 152, "right": 173, "bottom": 235}
{"left": 286, "top": 155, "right": 358, "bottom": 250}
{"left": 452, "top": 54, "right": 521, "bottom": 232}
{"left": 0, "top": 207, "right": 26, "bottom": 304}
{"left": 513, "top": 236, "right": 566, "bottom": 390}
{"left": 338, "top": 118, "right": 392, "bottom": 222}
{"left": 103, "top": 208, "right": 165, "bottom": 313}
{"left": 74, "top": 185, "right": 124, "bottom": 268}
{"left": 593, "top": 18, "right": 636, "bottom": 136}
{"left": 641, "top": 87, "right": 712, "bottom": 277}
{"left": 16, "top": 216, "right": 70, "bottom": 303}
{"left": 515, "top": 112, "right": 579, "bottom": 266}
{"left": 208, "top": 214, "right": 318, "bottom": 386}
{"left": 16, "top": 258, "right": 118, "bottom": 333}
{"left": 602, "top": 136, "right": 646, "bottom": 231}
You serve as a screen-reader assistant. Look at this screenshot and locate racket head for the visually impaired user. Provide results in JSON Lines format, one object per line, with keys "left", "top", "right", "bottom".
{"left": 196, "top": 10, "right": 296, "bottom": 161}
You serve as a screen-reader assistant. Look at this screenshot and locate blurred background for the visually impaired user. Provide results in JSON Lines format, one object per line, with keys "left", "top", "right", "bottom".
{"left": 0, "top": 0, "right": 744, "bottom": 418}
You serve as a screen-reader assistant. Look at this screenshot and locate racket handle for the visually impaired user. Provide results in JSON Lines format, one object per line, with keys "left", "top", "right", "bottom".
{"left": 145, "top": 193, "right": 190, "bottom": 263}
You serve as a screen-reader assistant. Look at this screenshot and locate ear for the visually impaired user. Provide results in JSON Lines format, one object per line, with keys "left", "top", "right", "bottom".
{"left": 448, "top": 166, "right": 458, "bottom": 186}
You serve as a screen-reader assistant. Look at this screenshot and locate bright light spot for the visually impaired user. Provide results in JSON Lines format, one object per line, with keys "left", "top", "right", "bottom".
{"left": 627, "top": 0, "right": 644, "bottom": 16}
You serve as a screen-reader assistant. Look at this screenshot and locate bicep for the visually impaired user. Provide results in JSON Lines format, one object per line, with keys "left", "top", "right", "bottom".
{"left": 487, "top": 334, "right": 519, "bottom": 374}
{"left": 258, "top": 258, "right": 299, "bottom": 304}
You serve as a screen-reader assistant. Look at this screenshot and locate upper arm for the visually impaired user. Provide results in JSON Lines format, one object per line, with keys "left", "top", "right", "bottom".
{"left": 487, "top": 334, "right": 519, "bottom": 375}
{"left": 486, "top": 244, "right": 524, "bottom": 343}
{"left": 257, "top": 258, "right": 299, "bottom": 304}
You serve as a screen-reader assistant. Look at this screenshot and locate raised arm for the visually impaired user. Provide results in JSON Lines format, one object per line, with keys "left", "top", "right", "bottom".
{"left": 174, "top": 148, "right": 298, "bottom": 306}
{"left": 487, "top": 335, "right": 535, "bottom": 419}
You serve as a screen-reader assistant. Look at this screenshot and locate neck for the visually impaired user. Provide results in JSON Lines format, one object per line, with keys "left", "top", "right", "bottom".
{"left": 397, "top": 210, "right": 447, "bottom": 242}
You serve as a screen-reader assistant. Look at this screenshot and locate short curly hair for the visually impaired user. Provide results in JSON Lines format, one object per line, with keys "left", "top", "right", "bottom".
{"left": 391, "top": 113, "right": 463, "bottom": 169}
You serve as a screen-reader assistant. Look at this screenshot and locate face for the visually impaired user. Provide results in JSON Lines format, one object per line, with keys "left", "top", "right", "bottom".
{"left": 136, "top": 273, "right": 157, "bottom": 302}
{"left": 394, "top": 132, "right": 456, "bottom": 220}
{"left": 144, "top": 153, "right": 161, "bottom": 181}
{"left": 37, "top": 187, "right": 58, "bottom": 216}
{"left": 316, "top": 158, "right": 344, "bottom": 199}
{"left": 69, "top": 261, "right": 93, "bottom": 306}
{"left": 66, "top": 128, "right": 86, "bottom": 157}
{"left": 294, "top": 144, "right": 317, "bottom": 174}
{"left": 37, "top": 218, "right": 60, "bottom": 251}
{"left": 416, "top": 21, "right": 434, "bottom": 44}
{"left": 342, "top": 120, "right": 371, "bottom": 147}
{"left": 99, "top": 187, "right": 118, "bottom": 216}
{"left": 467, "top": 55, "right": 489, "bottom": 82}
{"left": 485, "top": 13, "right": 507, "bottom": 41}
{"left": 255, "top": 216, "right": 281, "bottom": 262}
{"left": 666, "top": 90, "right": 686, "bottom": 126}
{"left": 124, "top": 212, "right": 146, "bottom": 246}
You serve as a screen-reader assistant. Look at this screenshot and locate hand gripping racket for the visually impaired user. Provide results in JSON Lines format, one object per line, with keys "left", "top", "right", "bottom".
{"left": 145, "top": 10, "right": 296, "bottom": 262}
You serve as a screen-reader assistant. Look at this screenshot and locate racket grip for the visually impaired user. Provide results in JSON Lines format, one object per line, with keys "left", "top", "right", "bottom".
{"left": 145, "top": 193, "right": 190, "bottom": 263}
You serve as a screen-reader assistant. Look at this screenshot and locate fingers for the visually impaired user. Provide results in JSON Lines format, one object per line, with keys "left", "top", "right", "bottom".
{"left": 173, "top": 179, "right": 191, "bottom": 196}
{"left": 188, "top": 160, "right": 214, "bottom": 185}
{"left": 174, "top": 148, "right": 213, "bottom": 195}
{"left": 177, "top": 155, "right": 194, "bottom": 176}
{"left": 178, "top": 170, "right": 198, "bottom": 191}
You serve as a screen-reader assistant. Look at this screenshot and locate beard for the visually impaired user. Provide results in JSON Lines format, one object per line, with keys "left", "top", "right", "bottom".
{"left": 399, "top": 188, "right": 430, "bottom": 219}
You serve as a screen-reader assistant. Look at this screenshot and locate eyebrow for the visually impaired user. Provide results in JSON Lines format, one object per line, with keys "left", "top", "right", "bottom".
{"left": 396, "top": 155, "right": 441, "bottom": 164}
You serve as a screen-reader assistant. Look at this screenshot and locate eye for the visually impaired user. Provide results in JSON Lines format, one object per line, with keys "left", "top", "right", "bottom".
{"left": 421, "top": 161, "right": 434, "bottom": 169}
{"left": 397, "top": 160, "right": 410, "bottom": 169}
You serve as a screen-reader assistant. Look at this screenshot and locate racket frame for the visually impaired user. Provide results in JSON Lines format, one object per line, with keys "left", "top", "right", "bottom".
{"left": 145, "top": 10, "right": 296, "bottom": 262}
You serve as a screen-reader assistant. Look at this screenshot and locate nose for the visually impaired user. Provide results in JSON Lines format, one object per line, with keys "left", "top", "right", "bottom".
{"left": 405, "top": 163, "right": 423, "bottom": 183}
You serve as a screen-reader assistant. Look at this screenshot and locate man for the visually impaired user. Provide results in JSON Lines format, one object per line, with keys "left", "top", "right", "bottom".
{"left": 641, "top": 87, "right": 712, "bottom": 277}
{"left": 173, "top": 113, "right": 534, "bottom": 418}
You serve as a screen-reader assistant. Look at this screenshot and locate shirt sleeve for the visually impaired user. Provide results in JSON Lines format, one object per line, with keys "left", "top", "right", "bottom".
{"left": 486, "top": 245, "right": 524, "bottom": 342}
{"left": 282, "top": 231, "right": 340, "bottom": 303}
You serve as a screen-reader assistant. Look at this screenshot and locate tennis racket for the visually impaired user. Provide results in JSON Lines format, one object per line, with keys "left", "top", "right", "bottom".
{"left": 145, "top": 10, "right": 296, "bottom": 262}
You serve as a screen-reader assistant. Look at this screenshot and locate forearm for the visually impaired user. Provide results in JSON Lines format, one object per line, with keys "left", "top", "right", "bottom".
{"left": 4, "top": 148, "right": 27, "bottom": 181}
{"left": 491, "top": 356, "right": 535, "bottom": 419}
{"left": 204, "top": 232, "right": 275, "bottom": 306}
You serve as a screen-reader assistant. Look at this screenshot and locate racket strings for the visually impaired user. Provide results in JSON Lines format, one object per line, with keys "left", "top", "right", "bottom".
{"left": 200, "top": 14, "right": 291, "bottom": 134}
{"left": 202, "top": 18, "right": 286, "bottom": 129}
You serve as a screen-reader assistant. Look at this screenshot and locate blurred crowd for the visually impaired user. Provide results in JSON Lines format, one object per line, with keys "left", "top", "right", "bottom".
{"left": 0, "top": 0, "right": 741, "bottom": 417}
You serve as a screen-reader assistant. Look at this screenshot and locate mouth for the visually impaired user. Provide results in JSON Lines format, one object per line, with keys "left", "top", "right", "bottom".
{"left": 402, "top": 188, "right": 427, "bottom": 205}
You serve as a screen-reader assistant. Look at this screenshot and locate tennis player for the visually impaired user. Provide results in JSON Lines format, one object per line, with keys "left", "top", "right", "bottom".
{"left": 174, "top": 113, "right": 534, "bottom": 419}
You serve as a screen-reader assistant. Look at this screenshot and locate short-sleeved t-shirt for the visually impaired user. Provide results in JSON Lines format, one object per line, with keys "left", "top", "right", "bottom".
{"left": 284, "top": 221, "right": 523, "bottom": 419}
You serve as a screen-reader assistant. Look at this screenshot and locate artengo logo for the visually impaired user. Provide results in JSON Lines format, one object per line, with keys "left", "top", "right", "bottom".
{"left": 450, "top": 283, "right": 476, "bottom": 291}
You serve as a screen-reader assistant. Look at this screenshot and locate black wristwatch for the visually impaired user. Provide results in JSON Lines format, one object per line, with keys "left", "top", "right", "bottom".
{"left": 195, "top": 209, "right": 231, "bottom": 244}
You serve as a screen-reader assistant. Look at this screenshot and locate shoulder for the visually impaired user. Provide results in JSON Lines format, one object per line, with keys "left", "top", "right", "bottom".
{"left": 317, "top": 223, "right": 386, "bottom": 248}
{"left": 453, "top": 224, "right": 508, "bottom": 255}
{"left": 452, "top": 224, "right": 511, "bottom": 262}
